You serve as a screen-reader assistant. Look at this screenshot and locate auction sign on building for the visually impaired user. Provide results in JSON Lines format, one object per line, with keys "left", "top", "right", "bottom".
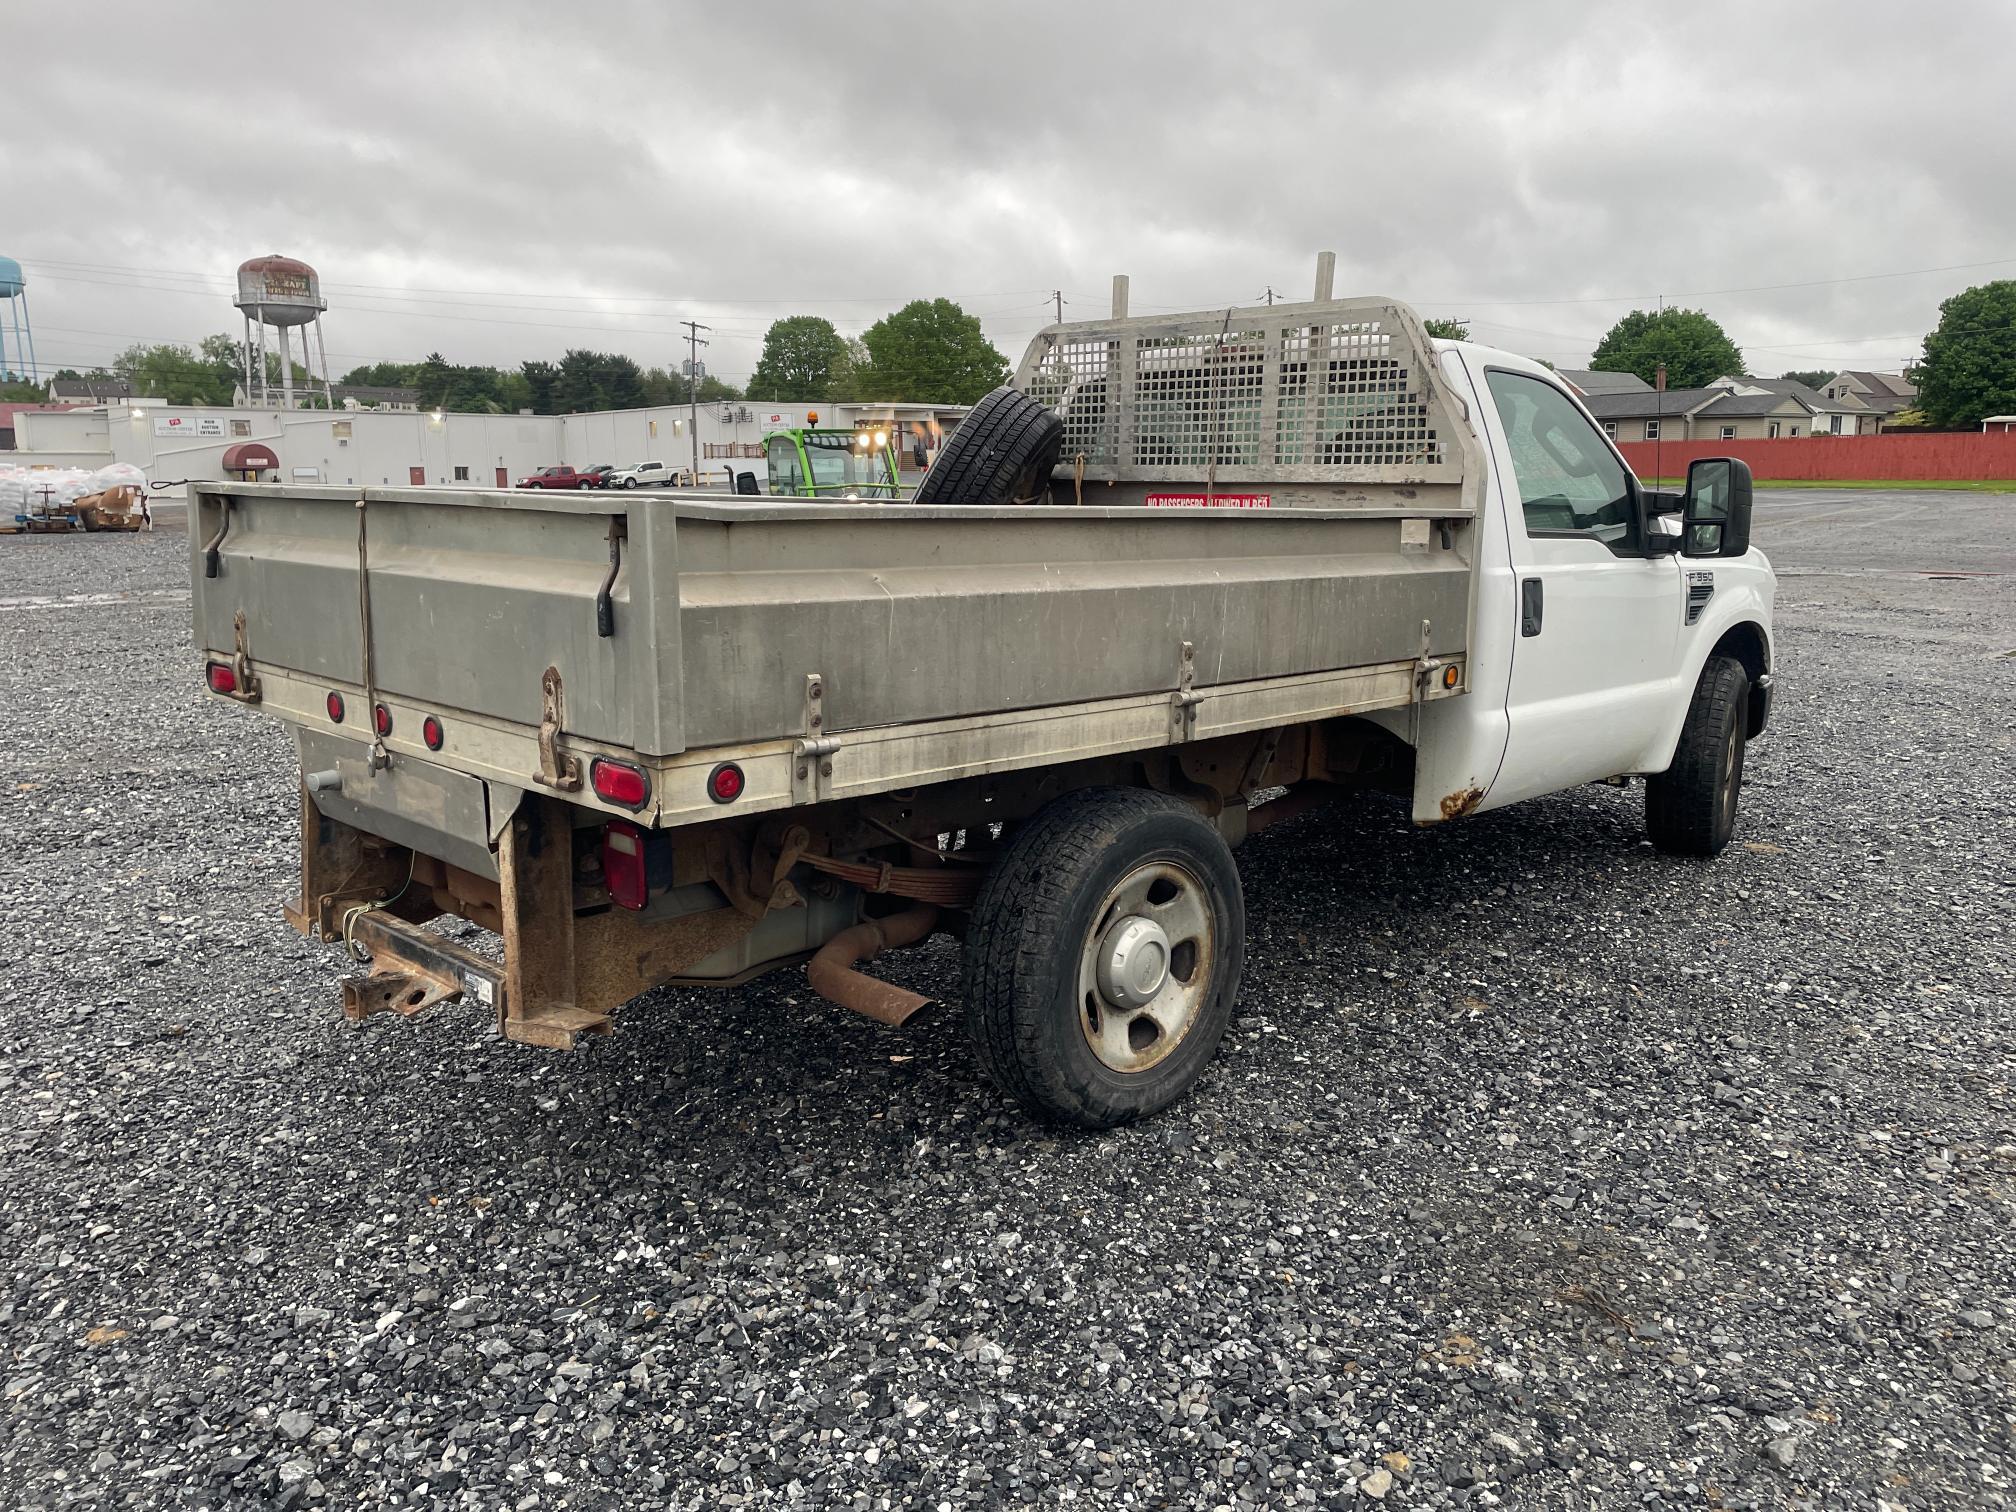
{"left": 153, "top": 416, "right": 228, "bottom": 438}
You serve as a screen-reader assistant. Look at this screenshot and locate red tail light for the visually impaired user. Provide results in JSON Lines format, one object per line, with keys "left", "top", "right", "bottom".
{"left": 602, "top": 820, "right": 648, "bottom": 910}
{"left": 373, "top": 704, "right": 392, "bottom": 737}
{"left": 422, "top": 715, "right": 445, "bottom": 751}
{"left": 706, "top": 761, "right": 745, "bottom": 804}
{"left": 206, "top": 662, "right": 237, "bottom": 694}
{"left": 326, "top": 691, "right": 345, "bottom": 723}
{"left": 591, "top": 758, "right": 650, "bottom": 810}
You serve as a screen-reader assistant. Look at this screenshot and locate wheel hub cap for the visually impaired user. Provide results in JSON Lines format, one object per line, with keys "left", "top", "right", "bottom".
{"left": 1096, "top": 915, "right": 1170, "bottom": 1010}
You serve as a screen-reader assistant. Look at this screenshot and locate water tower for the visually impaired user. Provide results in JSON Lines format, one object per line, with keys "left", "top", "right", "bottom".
{"left": 234, "top": 254, "right": 333, "bottom": 409}
{"left": 0, "top": 256, "right": 35, "bottom": 384}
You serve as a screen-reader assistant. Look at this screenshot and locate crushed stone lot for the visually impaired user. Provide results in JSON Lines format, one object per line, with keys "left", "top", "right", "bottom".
{"left": 1, "top": 490, "right": 2012, "bottom": 1510}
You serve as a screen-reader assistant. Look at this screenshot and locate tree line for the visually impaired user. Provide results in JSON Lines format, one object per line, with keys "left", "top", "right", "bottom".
{"left": 10, "top": 285, "right": 2006, "bottom": 427}
{"left": 1571, "top": 281, "right": 2015, "bottom": 428}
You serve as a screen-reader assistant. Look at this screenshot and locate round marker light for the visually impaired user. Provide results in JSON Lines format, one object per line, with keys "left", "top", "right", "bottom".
{"left": 373, "top": 703, "right": 392, "bottom": 738}
{"left": 326, "top": 690, "right": 346, "bottom": 723}
{"left": 706, "top": 761, "right": 744, "bottom": 804}
{"left": 1442, "top": 665, "right": 1459, "bottom": 689}
{"left": 422, "top": 715, "right": 445, "bottom": 751}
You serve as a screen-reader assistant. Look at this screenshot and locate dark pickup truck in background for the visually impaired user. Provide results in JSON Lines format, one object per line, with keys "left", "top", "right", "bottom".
{"left": 514, "top": 465, "right": 601, "bottom": 490}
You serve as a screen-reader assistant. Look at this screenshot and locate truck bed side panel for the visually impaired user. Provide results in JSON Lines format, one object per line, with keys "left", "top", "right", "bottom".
{"left": 673, "top": 510, "right": 1469, "bottom": 747}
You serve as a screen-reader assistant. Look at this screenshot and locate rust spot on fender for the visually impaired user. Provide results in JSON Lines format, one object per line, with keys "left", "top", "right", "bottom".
{"left": 1438, "top": 787, "right": 1485, "bottom": 821}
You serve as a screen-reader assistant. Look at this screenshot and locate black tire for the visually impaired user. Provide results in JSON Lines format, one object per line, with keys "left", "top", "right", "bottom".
{"left": 1646, "top": 655, "right": 1750, "bottom": 856}
{"left": 623, "top": 477, "right": 637, "bottom": 489}
{"left": 912, "top": 385, "right": 1065, "bottom": 506}
{"left": 964, "top": 787, "right": 1245, "bottom": 1128}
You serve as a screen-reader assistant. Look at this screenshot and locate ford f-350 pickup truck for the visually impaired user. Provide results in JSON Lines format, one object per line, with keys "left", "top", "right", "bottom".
{"left": 191, "top": 275, "right": 1774, "bottom": 1129}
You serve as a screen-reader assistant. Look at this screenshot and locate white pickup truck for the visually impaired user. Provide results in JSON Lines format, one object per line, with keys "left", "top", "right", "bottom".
{"left": 606, "top": 459, "right": 677, "bottom": 489}
{"left": 191, "top": 279, "right": 1774, "bottom": 1129}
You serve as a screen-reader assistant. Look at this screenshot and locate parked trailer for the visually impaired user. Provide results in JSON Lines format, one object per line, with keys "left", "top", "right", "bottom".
{"left": 191, "top": 288, "right": 1774, "bottom": 1127}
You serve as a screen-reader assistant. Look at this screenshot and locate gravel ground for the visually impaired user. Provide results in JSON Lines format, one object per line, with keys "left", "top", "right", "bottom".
{"left": 1, "top": 491, "right": 2011, "bottom": 1510}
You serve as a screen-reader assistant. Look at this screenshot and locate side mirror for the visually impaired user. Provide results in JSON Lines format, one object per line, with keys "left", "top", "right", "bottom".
{"left": 1681, "top": 457, "right": 1753, "bottom": 558}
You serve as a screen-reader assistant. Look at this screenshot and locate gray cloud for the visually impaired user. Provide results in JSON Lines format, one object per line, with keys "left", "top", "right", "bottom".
{"left": 10, "top": 0, "right": 2011, "bottom": 383}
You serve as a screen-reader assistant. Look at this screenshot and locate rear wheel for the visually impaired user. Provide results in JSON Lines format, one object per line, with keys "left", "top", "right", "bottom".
{"left": 912, "top": 385, "right": 1065, "bottom": 506}
{"left": 1646, "top": 655, "right": 1750, "bottom": 856}
{"left": 964, "top": 788, "right": 1244, "bottom": 1128}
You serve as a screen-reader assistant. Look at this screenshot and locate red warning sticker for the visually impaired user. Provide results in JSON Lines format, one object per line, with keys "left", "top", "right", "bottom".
{"left": 1144, "top": 492, "right": 1273, "bottom": 509}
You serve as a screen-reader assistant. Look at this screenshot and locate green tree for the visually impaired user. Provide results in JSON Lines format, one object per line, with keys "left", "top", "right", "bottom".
{"left": 857, "top": 299, "right": 1009, "bottom": 404}
{"left": 114, "top": 337, "right": 240, "bottom": 405}
{"left": 1778, "top": 368, "right": 1832, "bottom": 389}
{"left": 643, "top": 366, "right": 743, "bottom": 407}
{"left": 520, "top": 360, "right": 559, "bottom": 414}
{"left": 1590, "top": 307, "right": 1743, "bottom": 391}
{"left": 826, "top": 337, "right": 871, "bottom": 402}
{"left": 0, "top": 378, "right": 42, "bottom": 401}
{"left": 1421, "top": 317, "right": 1469, "bottom": 340}
{"left": 1909, "top": 280, "right": 2016, "bottom": 428}
{"left": 747, "top": 316, "right": 848, "bottom": 401}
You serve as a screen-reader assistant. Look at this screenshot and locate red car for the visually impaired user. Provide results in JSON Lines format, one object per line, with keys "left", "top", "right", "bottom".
{"left": 515, "top": 465, "right": 597, "bottom": 490}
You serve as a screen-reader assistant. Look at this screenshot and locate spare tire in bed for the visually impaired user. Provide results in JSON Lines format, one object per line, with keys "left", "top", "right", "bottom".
{"left": 912, "top": 385, "right": 1066, "bottom": 505}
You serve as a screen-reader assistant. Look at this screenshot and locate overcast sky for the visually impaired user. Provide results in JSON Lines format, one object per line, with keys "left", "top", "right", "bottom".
{"left": 11, "top": 1, "right": 2013, "bottom": 386}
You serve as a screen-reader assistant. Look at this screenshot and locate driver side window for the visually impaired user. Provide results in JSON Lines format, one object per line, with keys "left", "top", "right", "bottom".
{"left": 1485, "top": 369, "right": 1639, "bottom": 553}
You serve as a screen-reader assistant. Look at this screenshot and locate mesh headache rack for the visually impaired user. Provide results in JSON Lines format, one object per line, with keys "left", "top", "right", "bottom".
{"left": 1013, "top": 290, "right": 1467, "bottom": 503}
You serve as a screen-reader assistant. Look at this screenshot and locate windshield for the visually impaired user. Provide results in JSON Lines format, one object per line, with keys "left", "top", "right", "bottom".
{"left": 802, "top": 432, "right": 896, "bottom": 495}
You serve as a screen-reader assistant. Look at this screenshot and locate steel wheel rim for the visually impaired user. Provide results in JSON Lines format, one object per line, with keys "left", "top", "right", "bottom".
{"left": 1077, "top": 860, "right": 1215, "bottom": 1074}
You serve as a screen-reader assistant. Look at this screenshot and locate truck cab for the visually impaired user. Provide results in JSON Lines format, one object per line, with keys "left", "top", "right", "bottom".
{"left": 764, "top": 427, "right": 900, "bottom": 498}
{"left": 1382, "top": 341, "right": 1774, "bottom": 823}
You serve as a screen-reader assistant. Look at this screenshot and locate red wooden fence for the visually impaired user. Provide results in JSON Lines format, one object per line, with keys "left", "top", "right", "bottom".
{"left": 1616, "top": 432, "right": 2016, "bottom": 481}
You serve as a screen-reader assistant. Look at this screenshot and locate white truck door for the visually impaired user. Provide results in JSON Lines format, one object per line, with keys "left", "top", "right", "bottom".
{"left": 1473, "top": 362, "right": 1683, "bottom": 806}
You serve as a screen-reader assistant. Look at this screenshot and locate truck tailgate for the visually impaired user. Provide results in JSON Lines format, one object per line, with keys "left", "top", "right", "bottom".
{"left": 193, "top": 485, "right": 640, "bottom": 744}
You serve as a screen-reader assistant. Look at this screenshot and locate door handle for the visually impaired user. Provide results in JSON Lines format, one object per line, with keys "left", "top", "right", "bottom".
{"left": 1520, "top": 577, "right": 1544, "bottom": 637}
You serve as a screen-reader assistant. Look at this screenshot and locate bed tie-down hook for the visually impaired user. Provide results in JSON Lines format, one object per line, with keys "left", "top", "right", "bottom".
{"left": 595, "top": 517, "right": 626, "bottom": 638}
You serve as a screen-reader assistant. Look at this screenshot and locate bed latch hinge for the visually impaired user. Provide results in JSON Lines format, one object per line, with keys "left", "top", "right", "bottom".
{"left": 225, "top": 609, "right": 262, "bottom": 703}
{"left": 1170, "top": 641, "right": 1200, "bottom": 742}
{"left": 533, "top": 664, "right": 583, "bottom": 792}
{"left": 793, "top": 673, "right": 835, "bottom": 804}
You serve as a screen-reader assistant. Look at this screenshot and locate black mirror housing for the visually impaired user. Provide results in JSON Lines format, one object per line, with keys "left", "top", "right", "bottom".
{"left": 1681, "top": 457, "right": 1754, "bottom": 558}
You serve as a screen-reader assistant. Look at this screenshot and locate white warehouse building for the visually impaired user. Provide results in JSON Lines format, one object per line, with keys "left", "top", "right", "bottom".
{"left": 11, "top": 398, "right": 967, "bottom": 495}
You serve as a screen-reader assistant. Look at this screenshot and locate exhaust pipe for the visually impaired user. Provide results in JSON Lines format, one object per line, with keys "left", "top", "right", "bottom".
{"left": 806, "top": 904, "right": 940, "bottom": 1026}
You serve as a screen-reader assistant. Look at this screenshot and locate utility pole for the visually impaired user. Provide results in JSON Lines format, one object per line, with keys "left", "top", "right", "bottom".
{"left": 1263, "top": 286, "right": 1277, "bottom": 306}
{"left": 1051, "top": 290, "right": 1066, "bottom": 324}
{"left": 680, "top": 319, "right": 710, "bottom": 484}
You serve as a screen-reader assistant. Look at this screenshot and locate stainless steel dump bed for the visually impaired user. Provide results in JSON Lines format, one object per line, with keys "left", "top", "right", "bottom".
{"left": 190, "top": 297, "right": 1479, "bottom": 835}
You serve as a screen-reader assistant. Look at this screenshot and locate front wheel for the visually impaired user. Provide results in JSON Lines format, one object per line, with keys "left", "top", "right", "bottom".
{"left": 623, "top": 477, "right": 638, "bottom": 489}
{"left": 1646, "top": 655, "right": 1750, "bottom": 856}
{"left": 964, "top": 788, "right": 1245, "bottom": 1128}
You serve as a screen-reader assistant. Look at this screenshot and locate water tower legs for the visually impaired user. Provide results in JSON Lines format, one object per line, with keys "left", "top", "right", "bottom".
{"left": 279, "top": 325, "right": 295, "bottom": 411}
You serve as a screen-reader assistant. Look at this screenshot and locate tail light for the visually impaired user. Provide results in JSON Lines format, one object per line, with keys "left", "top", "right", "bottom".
{"left": 591, "top": 758, "right": 650, "bottom": 810}
{"left": 602, "top": 820, "right": 648, "bottom": 910}
{"left": 206, "top": 662, "right": 237, "bottom": 694}
{"left": 373, "top": 704, "right": 392, "bottom": 737}
{"left": 422, "top": 715, "right": 445, "bottom": 751}
{"left": 326, "top": 691, "right": 346, "bottom": 723}
{"left": 706, "top": 761, "right": 745, "bottom": 804}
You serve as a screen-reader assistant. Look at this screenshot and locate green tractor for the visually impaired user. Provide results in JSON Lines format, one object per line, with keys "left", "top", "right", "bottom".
{"left": 762, "top": 422, "right": 901, "bottom": 499}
